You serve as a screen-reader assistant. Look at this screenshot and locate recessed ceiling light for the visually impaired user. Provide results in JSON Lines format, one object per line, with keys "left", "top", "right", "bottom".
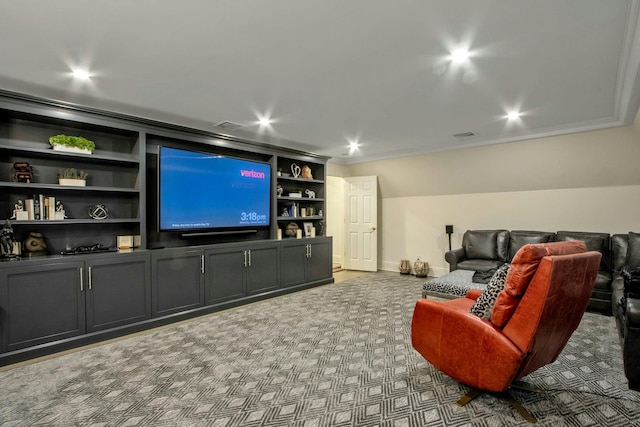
{"left": 71, "top": 69, "right": 91, "bottom": 80}
{"left": 506, "top": 111, "right": 521, "bottom": 120}
{"left": 451, "top": 49, "right": 469, "bottom": 63}
{"left": 258, "top": 117, "right": 272, "bottom": 126}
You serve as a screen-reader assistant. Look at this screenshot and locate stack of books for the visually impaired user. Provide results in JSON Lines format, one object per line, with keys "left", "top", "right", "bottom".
{"left": 21, "top": 195, "right": 61, "bottom": 220}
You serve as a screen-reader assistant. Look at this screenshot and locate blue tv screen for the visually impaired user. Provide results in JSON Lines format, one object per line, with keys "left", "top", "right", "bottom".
{"left": 159, "top": 146, "right": 271, "bottom": 231}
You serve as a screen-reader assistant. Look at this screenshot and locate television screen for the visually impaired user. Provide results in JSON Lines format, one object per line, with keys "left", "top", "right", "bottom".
{"left": 159, "top": 146, "right": 271, "bottom": 231}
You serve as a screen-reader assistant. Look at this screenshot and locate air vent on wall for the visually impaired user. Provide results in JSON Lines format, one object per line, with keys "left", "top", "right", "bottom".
{"left": 213, "top": 121, "right": 247, "bottom": 131}
{"left": 453, "top": 131, "right": 478, "bottom": 140}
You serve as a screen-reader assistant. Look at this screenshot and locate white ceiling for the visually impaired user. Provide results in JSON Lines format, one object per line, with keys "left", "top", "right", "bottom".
{"left": 2, "top": 0, "right": 640, "bottom": 164}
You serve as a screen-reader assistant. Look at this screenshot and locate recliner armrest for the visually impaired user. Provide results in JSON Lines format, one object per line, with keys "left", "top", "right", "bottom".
{"left": 445, "top": 248, "right": 466, "bottom": 272}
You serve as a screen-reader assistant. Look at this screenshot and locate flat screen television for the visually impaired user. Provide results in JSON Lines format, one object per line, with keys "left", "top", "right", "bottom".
{"left": 158, "top": 146, "right": 271, "bottom": 232}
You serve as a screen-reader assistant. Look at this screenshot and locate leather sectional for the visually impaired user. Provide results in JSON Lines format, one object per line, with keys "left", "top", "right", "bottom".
{"left": 445, "top": 229, "right": 612, "bottom": 313}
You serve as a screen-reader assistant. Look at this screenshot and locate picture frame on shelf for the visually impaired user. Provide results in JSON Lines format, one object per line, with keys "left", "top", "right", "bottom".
{"left": 303, "top": 221, "right": 313, "bottom": 237}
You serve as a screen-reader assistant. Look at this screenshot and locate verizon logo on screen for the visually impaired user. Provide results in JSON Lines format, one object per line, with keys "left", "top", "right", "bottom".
{"left": 240, "top": 169, "right": 265, "bottom": 179}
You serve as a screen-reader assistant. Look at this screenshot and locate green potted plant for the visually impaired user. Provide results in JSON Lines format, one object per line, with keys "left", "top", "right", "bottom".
{"left": 49, "top": 134, "right": 96, "bottom": 154}
{"left": 58, "top": 168, "right": 88, "bottom": 187}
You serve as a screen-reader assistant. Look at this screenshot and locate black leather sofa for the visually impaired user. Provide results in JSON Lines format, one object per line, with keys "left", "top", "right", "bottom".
{"left": 611, "top": 232, "right": 640, "bottom": 391}
{"left": 444, "top": 229, "right": 612, "bottom": 313}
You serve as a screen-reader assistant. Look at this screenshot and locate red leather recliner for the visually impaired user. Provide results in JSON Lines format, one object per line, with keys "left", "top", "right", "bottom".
{"left": 411, "top": 241, "right": 601, "bottom": 421}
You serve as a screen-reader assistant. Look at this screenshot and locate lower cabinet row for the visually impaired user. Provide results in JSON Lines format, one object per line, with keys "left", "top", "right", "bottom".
{"left": 0, "top": 237, "right": 332, "bottom": 356}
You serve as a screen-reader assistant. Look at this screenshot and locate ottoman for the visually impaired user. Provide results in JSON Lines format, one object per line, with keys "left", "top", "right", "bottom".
{"left": 422, "top": 269, "right": 486, "bottom": 299}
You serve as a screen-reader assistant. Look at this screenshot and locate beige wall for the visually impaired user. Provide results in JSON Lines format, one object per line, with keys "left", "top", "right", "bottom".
{"left": 328, "top": 118, "right": 640, "bottom": 275}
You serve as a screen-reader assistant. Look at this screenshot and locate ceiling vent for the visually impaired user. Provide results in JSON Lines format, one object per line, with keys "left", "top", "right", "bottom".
{"left": 214, "top": 121, "right": 246, "bottom": 131}
{"left": 453, "top": 131, "right": 478, "bottom": 140}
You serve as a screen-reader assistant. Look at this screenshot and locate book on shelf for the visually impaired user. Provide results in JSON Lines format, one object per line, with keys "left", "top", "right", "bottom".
{"left": 24, "top": 199, "right": 35, "bottom": 220}
{"left": 32, "top": 194, "right": 41, "bottom": 220}
{"left": 43, "top": 196, "right": 55, "bottom": 220}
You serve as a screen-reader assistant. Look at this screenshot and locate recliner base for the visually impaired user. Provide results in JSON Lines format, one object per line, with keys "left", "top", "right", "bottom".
{"left": 456, "top": 381, "right": 543, "bottom": 424}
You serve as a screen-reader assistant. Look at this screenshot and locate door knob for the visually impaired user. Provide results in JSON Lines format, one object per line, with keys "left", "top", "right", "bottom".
{"left": 371, "top": 226, "right": 377, "bottom": 231}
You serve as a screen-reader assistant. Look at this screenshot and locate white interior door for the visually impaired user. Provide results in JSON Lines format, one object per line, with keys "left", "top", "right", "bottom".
{"left": 344, "top": 176, "right": 378, "bottom": 271}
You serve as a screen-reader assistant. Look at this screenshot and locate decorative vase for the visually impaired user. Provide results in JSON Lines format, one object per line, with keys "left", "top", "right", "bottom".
{"left": 414, "top": 260, "right": 429, "bottom": 278}
{"left": 399, "top": 259, "right": 411, "bottom": 275}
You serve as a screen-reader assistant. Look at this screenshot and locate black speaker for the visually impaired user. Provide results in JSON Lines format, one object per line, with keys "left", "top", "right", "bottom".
{"left": 445, "top": 225, "right": 454, "bottom": 234}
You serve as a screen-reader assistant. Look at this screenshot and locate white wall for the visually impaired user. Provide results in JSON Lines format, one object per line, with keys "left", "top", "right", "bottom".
{"left": 328, "top": 114, "right": 640, "bottom": 276}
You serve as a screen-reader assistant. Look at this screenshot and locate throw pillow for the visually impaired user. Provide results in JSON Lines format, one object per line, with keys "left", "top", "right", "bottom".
{"left": 469, "top": 263, "right": 510, "bottom": 320}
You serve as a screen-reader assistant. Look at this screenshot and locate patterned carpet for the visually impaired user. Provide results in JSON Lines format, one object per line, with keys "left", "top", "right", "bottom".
{"left": 1, "top": 272, "right": 639, "bottom": 426}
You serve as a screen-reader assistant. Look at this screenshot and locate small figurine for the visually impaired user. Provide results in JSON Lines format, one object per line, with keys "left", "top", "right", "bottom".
{"left": 277, "top": 183, "right": 284, "bottom": 197}
{"left": 0, "top": 220, "right": 17, "bottom": 258}
{"left": 305, "top": 189, "right": 315, "bottom": 199}
{"left": 13, "top": 162, "right": 34, "bottom": 183}
{"left": 53, "top": 200, "right": 67, "bottom": 220}
{"left": 10, "top": 200, "right": 24, "bottom": 220}
{"left": 281, "top": 207, "right": 289, "bottom": 217}
{"left": 301, "top": 165, "right": 313, "bottom": 179}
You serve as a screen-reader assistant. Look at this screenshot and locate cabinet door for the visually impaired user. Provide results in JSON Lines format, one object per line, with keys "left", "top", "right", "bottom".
{"left": 0, "top": 261, "right": 85, "bottom": 352}
{"left": 205, "top": 248, "right": 245, "bottom": 305}
{"left": 152, "top": 249, "right": 204, "bottom": 317}
{"left": 281, "top": 242, "right": 308, "bottom": 288}
{"left": 308, "top": 238, "right": 333, "bottom": 282}
{"left": 85, "top": 254, "right": 151, "bottom": 332}
{"left": 245, "top": 244, "right": 279, "bottom": 295}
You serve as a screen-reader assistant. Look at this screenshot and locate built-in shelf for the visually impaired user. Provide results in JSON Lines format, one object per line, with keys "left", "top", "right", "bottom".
{"left": 0, "top": 140, "right": 140, "bottom": 164}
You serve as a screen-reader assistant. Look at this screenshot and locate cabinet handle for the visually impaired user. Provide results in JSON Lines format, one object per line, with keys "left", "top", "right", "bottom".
{"left": 200, "top": 255, "right": 205, "bottom": 274}
{"left": 79, "top": 267, "right": 84, "bottom": 292}
{"left": 88, "top": 266, "right": 92, "bottom": 290}
{"left": 248, "top": 250, "right": 252, "bottom": 267}
{"left": 308, "top": 244, "right": 312, "bottom": 258}
{"left": 244, "top": 250, "right": 247, "bottom": 267}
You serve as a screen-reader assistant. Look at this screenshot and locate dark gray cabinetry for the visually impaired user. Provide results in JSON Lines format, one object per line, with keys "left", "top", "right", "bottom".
{"left": 0, "top": 252, "right": 150, "bottom": 352}
{"left": 85, "top": 253, "right": 151, "bottom": 332}
{"left": 205, "top": 241, "right": 280, "bottom": 305}
{"left": 0, "top": 260, "right": 85, "bottom": 352}
{"left": 151, "top": 248, "right": 204, "bottom": 317}
{"left": 281, "top": 237, "right": 332, "bottom": 288}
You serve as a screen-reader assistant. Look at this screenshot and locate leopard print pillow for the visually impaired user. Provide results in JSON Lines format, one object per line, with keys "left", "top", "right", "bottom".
{"left": 469, "top": 263, "right": 510, "bottom": 320}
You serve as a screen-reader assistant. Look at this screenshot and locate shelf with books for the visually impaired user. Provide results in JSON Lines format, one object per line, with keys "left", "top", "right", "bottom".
{"left": 275, "top": 155, "right": 326, "bottom": 239}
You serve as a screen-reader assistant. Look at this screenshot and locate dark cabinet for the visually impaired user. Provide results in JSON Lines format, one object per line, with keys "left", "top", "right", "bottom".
{"left": 205, "top": 241, "right": 280, "bottom": 305}
{"left": 152, "top": 248, "right": 204, "bottom": 317}
{"left": 0, "top": 252, "right": 150, "bottom": 352}
{"left": 85, "top": 253, "right": 151, "bottom": 332}
{"left": 281, "top": 237, "right": 332, "bottom": 288}
{"left": 0, "top": 260, "right": 85, "bottom": 352}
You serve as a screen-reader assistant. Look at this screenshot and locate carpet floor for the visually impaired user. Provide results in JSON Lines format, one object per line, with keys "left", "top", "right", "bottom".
{"left": 0, "top": 272, "right": 638, "bottom": 426}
